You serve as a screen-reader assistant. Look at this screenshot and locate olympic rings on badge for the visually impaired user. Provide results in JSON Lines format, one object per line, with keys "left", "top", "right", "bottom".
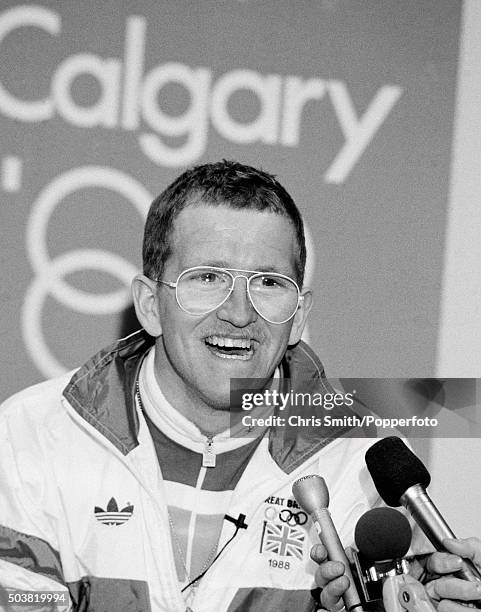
{"left": 264, "top": 506, "right": 278, "bottom": 521}
{"left": 279, "top": 509, "right": 308, "bottom": 526}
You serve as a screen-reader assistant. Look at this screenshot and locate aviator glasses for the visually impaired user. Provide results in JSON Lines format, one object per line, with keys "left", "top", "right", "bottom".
{"left": 155, "top": 266, "right": 303, "bottom": 324}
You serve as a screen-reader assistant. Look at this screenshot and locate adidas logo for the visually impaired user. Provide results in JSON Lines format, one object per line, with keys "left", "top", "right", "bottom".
{"left": 94, "top": 497, "right": 134, "bottom": 526}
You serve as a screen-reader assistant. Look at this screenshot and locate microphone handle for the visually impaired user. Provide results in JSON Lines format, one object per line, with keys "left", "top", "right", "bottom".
{"left": 382, "top": 575, "right": 405, "bottom": 612}
{"left": 401, "top": 484, "right": 481, "bottom": 608}
{"left": 383, "top": 574, "right": 436, "bottom": 612}
{"left": 311, "top": 507, "right": 365, "bottom": 612}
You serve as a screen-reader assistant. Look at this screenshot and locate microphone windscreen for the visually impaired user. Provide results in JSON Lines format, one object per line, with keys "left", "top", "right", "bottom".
{"left": 365, "top": 437, "right": 431, "bottom": 506}
{"left": 354, "top": 508, "right": 412, "bottom": 561}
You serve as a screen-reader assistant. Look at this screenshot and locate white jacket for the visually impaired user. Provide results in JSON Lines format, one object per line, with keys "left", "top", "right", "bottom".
{"left": 0, "top": 331, "right": 380, "bottom": 612}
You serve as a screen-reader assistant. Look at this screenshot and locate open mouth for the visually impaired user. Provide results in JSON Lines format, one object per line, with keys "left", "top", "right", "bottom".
{"left": 204, "top": 335, "right": 255, "bottom": 360}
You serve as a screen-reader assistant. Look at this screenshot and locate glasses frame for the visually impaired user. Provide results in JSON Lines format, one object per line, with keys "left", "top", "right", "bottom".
{"left": 154, "top": 265, "right": 304, "bottom": 325}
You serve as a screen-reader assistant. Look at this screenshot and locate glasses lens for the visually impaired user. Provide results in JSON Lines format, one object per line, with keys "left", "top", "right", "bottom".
{"left": 249, "top": 274, "right": 299, "bottom": 323}
{"left": 177, "top": 267, "right": 232, "bottom": 314}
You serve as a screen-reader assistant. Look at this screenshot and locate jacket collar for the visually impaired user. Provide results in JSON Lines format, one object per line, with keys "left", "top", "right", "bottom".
{"left": 63, "top": 329, "right": 352, "bottom": 471}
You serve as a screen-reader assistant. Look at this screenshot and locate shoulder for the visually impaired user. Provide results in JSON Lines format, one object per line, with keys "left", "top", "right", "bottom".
{"left": 0, "top": 371, "right": 75, "bottom": 425}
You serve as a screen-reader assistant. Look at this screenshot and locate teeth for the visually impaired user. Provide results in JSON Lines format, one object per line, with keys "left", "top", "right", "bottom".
{"left": 216, "top": 353, "right": 251, "bottom": 360}
{"left": 206, "top": 335, "right": 252, "bottom": 349}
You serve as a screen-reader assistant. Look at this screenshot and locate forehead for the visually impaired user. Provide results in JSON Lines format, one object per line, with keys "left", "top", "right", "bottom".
{"left": 168, "top": 204, "right": 298, "bottom": 275}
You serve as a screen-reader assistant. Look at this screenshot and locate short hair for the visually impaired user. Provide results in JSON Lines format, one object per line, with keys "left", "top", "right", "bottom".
{"left": 143, "top": 160, "right": 306, "bottom": 284}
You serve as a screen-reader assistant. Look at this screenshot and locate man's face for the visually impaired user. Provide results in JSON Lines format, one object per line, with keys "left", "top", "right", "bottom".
{"left": 154, "top": 204, "right": 311, "bottom": 409}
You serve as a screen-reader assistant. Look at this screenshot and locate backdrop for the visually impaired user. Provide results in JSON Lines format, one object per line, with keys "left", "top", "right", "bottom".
{"left": 1, "top": 1, "right": 480, "bottom": 533}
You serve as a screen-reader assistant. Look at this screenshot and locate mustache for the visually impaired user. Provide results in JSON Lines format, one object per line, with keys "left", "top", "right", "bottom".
{"left": 199, "top": 326, "right": 268, "bottom": 343}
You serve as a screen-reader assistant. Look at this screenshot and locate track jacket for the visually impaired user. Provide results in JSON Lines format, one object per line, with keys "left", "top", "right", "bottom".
{"left": 0, "top": 330, "right": 380, "bottom": 611}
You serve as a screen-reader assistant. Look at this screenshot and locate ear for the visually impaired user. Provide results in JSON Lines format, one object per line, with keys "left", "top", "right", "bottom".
{"left": 131, "top": 274, "right": 162, "bottom": 337}
{"left": 288, "top": 289, "right": 313, "bottom": 346}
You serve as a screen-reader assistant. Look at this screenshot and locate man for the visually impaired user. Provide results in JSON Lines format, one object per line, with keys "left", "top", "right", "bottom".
{"left": 0, "top": 161, "right": 478, "bottom": 611}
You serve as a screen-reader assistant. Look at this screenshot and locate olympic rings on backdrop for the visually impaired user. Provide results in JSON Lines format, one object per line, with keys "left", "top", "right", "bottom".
{"left": 22, "top": 166, "right": 153, "bottom": 377}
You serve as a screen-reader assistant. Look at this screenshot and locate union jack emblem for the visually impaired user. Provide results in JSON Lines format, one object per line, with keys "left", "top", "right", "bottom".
{"left": 260, "top": 521, "right": 305, "bottom": 559}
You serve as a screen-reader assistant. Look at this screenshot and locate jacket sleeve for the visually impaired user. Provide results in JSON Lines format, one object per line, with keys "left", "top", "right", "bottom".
{"left": 0, "top": 404, "right": 71, "bottom": 611}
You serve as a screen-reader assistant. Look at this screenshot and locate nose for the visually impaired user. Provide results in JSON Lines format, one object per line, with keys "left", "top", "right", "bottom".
{"left": 216, "top": 275, "right": 257, "bottom": 327}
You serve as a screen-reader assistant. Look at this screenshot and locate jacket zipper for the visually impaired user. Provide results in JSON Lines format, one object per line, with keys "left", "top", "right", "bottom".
{"left": 202, "top": 435, "right": 216, "bottom": 467}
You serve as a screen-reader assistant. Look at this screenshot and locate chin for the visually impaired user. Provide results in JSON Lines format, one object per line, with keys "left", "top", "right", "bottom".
{"left": 201, "top": 391, "right": 233, "bottom": 411}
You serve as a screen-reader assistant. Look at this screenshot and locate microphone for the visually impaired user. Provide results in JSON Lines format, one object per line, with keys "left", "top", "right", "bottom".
{"left": 355, "top": 507, "right": 412, "bottom": 572}
{"left": 292, "top": 475, "right": 365, "bottom": 612}
{"left": 353, "top": 508, "right": 412, "bottom": 605}
{"left": 354, "top": 508, "right": 435, "bottom": 612}
{"left": 365, "top": 437, "right": 481, "bottom": 589}
{"left": 224, "top": 513, "right": 248, "bottom": 530}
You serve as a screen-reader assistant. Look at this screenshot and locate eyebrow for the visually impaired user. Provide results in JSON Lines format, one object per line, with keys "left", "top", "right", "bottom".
{"left": 184, "top": 259, "right": 297, "bottom": 282}
{"left": 193, "top": 261, "right": 291, "bottom": 275}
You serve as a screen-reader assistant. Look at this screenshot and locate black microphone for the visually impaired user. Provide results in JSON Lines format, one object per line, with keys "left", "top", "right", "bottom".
{"left": 293, "top": 475, "right": 365, "bottom": 612}
{"left": 355, "top": 507, "right": 412, "bottom": 569}
{"left": 353, "top": 508, "right": 413, "bottom": 608}
{"left": 224, "top": 513, "right": 248, "bottom": 530}
{"left": 365, "top": 437, "right": 481, "bottom": 591}
{"left": 354, "top": 507, "right": 437, "bottom": 612}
